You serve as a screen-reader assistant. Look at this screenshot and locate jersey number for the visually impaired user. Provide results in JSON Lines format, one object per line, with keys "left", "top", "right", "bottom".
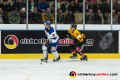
{"left": 52, "top": 34, "right": 55, "bottom": 38}
{"left": 79, "top": 37, "right": 82, "bottom": 40}
{"left": 79, "top": 37, "right": 83, "bottom": 42}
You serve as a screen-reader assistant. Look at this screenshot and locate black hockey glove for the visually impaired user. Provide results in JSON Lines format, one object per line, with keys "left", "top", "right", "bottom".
{"left": 65, "top": 30, "right": 76, "bottom": 39}
{"left": 67, "top": 34, "right": 76, "bottom": 39}
{"left": 44, "top": 40, "right": 51, "bottom": 47}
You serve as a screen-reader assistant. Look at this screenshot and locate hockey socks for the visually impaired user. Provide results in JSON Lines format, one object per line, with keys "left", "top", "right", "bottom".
{"left": 71, "top": 50, "right": 76, "bottom": 54}
{"left": 52, "top": 51, "right": 60, "bottom": 62}
{"left": 43, "top": 51, "right": 47, "bottom": 58}
{"left": 70, "top": 52, "right": 77, "bottom": 59}
{"left": 53, "top": 55, "right": 60, "bottom": 62}
{"left": 52, "top": 51, "right": 59, "bottom": 58}
{"left": 41, "top": 51, "right": 48, "bottom": 61}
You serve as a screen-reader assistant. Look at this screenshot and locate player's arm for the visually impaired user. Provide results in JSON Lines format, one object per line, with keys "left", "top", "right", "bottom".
{"left": 65, "top": 30, "right": 78, "bottom": 46}
{"left": 43, "top": 30, "right": 50, "bottom": 47}
{"left": 65, "top": 30, "right": 76, "bottom": 39}
{"left": 67, "top": 34, "right": 76, "bottom": 39}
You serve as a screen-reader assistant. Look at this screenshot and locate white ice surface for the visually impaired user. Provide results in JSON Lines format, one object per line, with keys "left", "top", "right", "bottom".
{"left": 0, "top": 59, "right": 120, "bottom": 80}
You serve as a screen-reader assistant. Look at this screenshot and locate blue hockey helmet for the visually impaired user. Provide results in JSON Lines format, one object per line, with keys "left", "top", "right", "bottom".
{"left": 44, "top": 21, "right": 51, "bottom": 25}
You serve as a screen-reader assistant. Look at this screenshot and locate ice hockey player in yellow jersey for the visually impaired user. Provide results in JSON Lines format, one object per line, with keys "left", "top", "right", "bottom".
{"left": 66, "top": 24, "right": 88, "bottom": 61}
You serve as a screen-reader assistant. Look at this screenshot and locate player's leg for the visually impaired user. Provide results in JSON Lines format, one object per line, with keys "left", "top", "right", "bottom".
{"left": 51, "top": 46, "right": 60, "bottom": 62}
{"left": 51, "top": 41, "right": 60, "bottom": 62}
{"left": 76, "top": 43, "right": 88, "bottom": 61}
{"left": 70, "top": 44, "right": 78, "bottom": 59}
{"left": 70, "top": 40, "right": 77, "bottom": 59}
{"left": 41, "top": 42, "right": 48, "bottom": 61}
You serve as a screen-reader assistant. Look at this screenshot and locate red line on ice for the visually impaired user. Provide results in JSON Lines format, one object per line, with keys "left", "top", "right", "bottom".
{"left": 0, "top": 69, "right": 31, "bottom": 80}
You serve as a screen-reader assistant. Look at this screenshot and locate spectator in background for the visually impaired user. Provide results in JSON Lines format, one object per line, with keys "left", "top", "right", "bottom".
{"left": 33, "top": 0, "right": 38, "bottom": 4}
{"left": 45, "top": 0, "right": 54, "bottom": 2}
{"left": 4, "top": 0, "right": 14, "bottom": 12}
{"left": 0, "top": 8, "right": 7, "bottom": 24}
{"left": 103, "top": 0, "right": 111, "bottom": 13}
{"left": 113, "top": 0, "right": 117, "bottom": 3}
{"left": 89, "top": 0, "right": 96, "bottom": 3}
{"left": 85, "top": 9, "right": 95, "bottom": 24}
{"left": 114, "top": 0, "right": 120, "bottom": 14}
{"left": 0, "top": 0, "right": 6, "bottom": 12}
{"left": 61, "top": 0, "right": 73, "bottom": 2}
{"left": 13, "top": 0, "right": 26, "bottom": 1}
{"left": 38, "top": 0, "right": 49, "bottom": 12}
{"left": 19, "top": 7, "right": 26, "bottom": 24}
{"left": 108, "top": 10, "right": 118, "bottom": 24}
{"left": 8, "top": 7, "right": 20, "bottom": 24}
{"left": 97, "top": 9, "right": 104, "bottom": 24}
{"left": 79, "top": 0, "right": 83, "bottom": 2}
{"left": 61, "top": 0, "right": 70, "bottom": 13}
{"left": 58, "top": 0, "right": 61, "bottom": 2}
{"left": 69, "top": 0, "right": 81, "bottom": 13}
{"left": 28, "top": 0, "right": 37, "bottom": 12}
{"left": 57, "top": 9, "right": 64, "bottom": 24}
{"left": 57, "top": 0, "right": 60, "bottom": 9}
{"left": 69, "top": 0, "right": 73, "bottom": 2}
{"left": 118, "top": 13, "right": 120, "bottom": 24}
{"left": 38, "top": 0, "right": 42, "bottom": 3}
{"left": 66, "top": 10, "right": 75, "bottom": 24}
{"left": 81, "top": 0, "right": 91, "bottom": 12}
{"left": 61, "top": 0, "right": 72, "bottom": 1}
{"left": 93, "top": 0, "right": 103, "bottom": 13}
{"left": 49, "top": 1, "right": 55, "bottom": 13}
{"left": 29, "top": 7, "right": 42, "bottom": 24}
{"left": 94, "top": 9, "right": 103, "bottom": 24}
{"left": 42, "top": 8, "right": 55, "bottom": 23}
{"left": 0, "top": 0, "right": 4, "bottom": 8}
{"left": 48, "top": 0, "right": 55, "bottom": 2}
{"left": 102, "top": 0, "right": 117, "bottom": 2}
{"left": 101, "top": 0, "right": 106, "bottom": 2}
{"left": 73, "top": 0, "right": 80, "bottom": 12}
{"left": 15, "top": 0, "right": 26, "bottom": 11}
{"left": 49, "top": 0, "right": 60, "bottom": 13}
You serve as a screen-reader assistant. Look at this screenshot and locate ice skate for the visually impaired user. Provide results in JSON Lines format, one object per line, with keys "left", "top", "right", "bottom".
{"left": 80, "top": 55, "right": 88, "bottom": 61}
{"left": 41, "top": 54, "right": 48, "bottom": 62}
{"left": 53, "top": 55, "right": 60, "bottom": 62}
{"left": 70, "top": 53, "right": 78, "bottom": 59}
{"left": 41, "top": 57, "right": 48, "bottom": 62}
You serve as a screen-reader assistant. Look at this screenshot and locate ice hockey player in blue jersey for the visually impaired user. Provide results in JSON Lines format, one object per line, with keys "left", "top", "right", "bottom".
{"left": 41, "top": 21, "right": 60, "bottom": 62}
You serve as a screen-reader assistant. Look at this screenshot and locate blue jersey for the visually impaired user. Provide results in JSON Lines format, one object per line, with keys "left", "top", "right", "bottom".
{"left": 45, "top": 27, "right": 59, "bottom": 47}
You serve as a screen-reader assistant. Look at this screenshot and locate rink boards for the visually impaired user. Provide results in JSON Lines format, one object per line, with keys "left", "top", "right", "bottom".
{"left": 0, "top": 31, "right": 120, "bottom": 59}
{"left": 0, "top": 54, "right": 120, "bottom": 59}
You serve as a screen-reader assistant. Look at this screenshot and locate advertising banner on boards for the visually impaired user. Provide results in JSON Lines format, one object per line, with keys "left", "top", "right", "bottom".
{"left": 1, "top": 31, "right": 118, "bottom": 54}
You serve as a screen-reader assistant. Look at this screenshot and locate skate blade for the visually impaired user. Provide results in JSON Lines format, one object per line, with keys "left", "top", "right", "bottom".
{"left": 40, "top": 59, "right": 48, "bottom": 65}
{"left": 70, "top": 57, "right": 78, "bottom": 59}
{"left": 53, "top": 59, "right": 61, "bottom": 62}
{"left": 71, "top": 59, "right": 94, "bottom": 62}
{"left": 80, "top": 59, "right": 94, "bottom": 62}
{"left": 41, "top": 60, "right": 47, "bottom": 62}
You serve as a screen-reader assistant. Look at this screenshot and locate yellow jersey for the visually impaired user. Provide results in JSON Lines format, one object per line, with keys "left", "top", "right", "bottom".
{"left": 68, "top": 29, "right": 85, "bottom": 43}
